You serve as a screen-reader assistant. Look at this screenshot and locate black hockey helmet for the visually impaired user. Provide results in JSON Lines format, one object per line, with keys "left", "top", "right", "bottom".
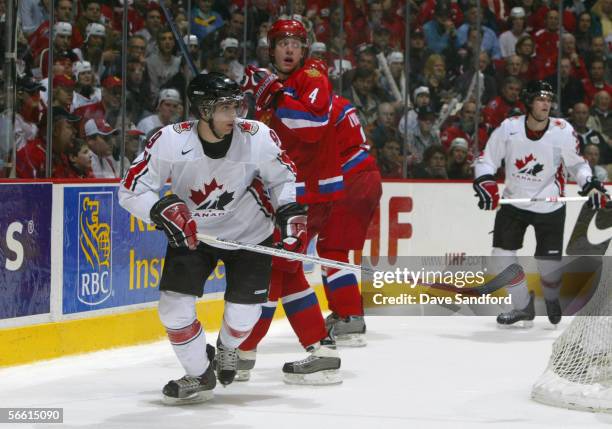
{"left": 187, "top": 72, "right": 244, "bottom": 119}
{"left": 521, "top": 80, "right": 555, "bottom": 109}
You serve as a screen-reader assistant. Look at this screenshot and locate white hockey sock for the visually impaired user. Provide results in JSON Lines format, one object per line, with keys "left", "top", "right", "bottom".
{"left": 537, "top": 259, "right": 563, "bottom": 301}
{"left": 158, "top": 291, "right": 208, "bottom": 377}
{"left": 219, "top": 302, "right": 262, "bottom": 349}
{"left": 542, "top": 280, "right": 562, "bottom": 301}
{"left": 507, "top": 280, "right": 530, "bottom": 310}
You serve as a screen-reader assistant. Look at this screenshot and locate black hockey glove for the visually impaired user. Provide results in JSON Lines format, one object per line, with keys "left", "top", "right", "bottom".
{"left": 579, "top": 177, "right": 608, "bottom": 210}
{"left": 473, "top": 174, "right": 500, "bottom": 210}
{"left": 275, "top": 203, "right": 308, "bottom": 254}
{"left": 150, "top": 194, "right": 198, "bottom": 249}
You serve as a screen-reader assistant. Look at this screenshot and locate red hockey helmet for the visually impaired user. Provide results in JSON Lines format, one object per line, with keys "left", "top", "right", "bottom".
{"left": 267, "top": 19, "right": 309, "bottom": 55}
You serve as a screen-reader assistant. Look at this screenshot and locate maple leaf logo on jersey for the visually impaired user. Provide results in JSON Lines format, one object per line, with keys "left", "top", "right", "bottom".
{"left": 237, "top": 121, "right": 259, "bottom": 135}
{"left": 189, "top": 178, "right": 235, "bottom": 210}
{"left": 515, "top": 154, "right": 544, "bottom": 176}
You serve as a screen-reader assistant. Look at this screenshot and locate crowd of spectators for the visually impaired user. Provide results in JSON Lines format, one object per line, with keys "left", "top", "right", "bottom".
{"left": 1, "top": 0, "right": 611, "bottom": 180}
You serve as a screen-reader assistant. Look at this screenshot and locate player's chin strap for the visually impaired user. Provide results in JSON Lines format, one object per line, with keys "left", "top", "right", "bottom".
{"left": 196, "top": 233, "right": 374, "bottom": 274}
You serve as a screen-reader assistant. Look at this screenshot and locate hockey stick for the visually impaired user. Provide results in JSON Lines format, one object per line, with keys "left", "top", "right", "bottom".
{"left": 195, "top": 233, "right": 374, "bottom": 273}
{"left": 500, "top": 196, "right": 588, "bottom": 204}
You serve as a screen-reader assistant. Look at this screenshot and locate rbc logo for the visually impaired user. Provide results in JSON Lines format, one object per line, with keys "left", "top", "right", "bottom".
{"left": 78, "top": 193, "right": 113, "bottom": 305}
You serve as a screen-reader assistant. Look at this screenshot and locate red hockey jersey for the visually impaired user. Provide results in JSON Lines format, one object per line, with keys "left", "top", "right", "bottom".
{"left": 257, "top": 59, "right": 343, "bottom": 204}
{"left": 331, "top": 94, "right": 376, "bottom": 177}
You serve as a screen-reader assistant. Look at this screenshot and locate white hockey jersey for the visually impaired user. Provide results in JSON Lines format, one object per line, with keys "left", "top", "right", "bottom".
{"left": 474, "top": 116, "right": 592, "bottom": 213}
{"left": 118, "top": 119, "right": 297, "bottom": 248}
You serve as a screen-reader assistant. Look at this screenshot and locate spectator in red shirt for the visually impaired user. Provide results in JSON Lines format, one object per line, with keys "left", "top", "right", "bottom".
{"left": 561, "top": 33, "right": 589, "bottom": 80}
{"left": 441, "top": 100, "right": 489, "bottom": 153}
{"left": 74, "top": 75, "right": 121, "bottom": 127}
{"left": 16, "top": 106, "right": 80, "bottom": 178}
{"left": 38, "top": 22, "right": 80, "bottom": 78}
{"left": 514, "top": 34, "right": 538, "bottom": 81}
{"left": 482, "top": 76, "right": 525, "bottom": 129}
{"left": 533, "top": 9, "right": 560, "bottom": 79}
{"left": 583, "top": 59, "right": 612, "bottom": 104}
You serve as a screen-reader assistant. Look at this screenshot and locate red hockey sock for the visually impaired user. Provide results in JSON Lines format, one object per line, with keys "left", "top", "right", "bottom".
{"left": 280, "top": 268, "right": 327, "bottom": 348}
{"left": 319, "top": 249, "right": 363, "bottom": 317}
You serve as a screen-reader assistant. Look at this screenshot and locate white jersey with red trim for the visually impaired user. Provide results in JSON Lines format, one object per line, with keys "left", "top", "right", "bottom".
{"left": 119, "top": 119, "right": 297, "bottom": 248}
{"left": 474, "top": 115, "right": 592, "bottom": 214}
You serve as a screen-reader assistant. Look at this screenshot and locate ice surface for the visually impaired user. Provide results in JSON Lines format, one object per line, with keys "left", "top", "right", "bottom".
{"left": 2, "top": 316, "right": 611, "bottom": 428}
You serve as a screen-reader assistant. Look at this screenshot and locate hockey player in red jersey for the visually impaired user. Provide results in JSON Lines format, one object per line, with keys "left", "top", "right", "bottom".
{"left": 321, "top": 94, "right": 382, "bottom": 346}
{"left": 237, "top": 18, "right": 344, "bottom": 385}
{"left": 118, "top": 73, "right": 301, "bottom": 404}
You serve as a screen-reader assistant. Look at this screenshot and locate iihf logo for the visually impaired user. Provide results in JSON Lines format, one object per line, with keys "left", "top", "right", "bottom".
{"left": 77, "top": 193, "right": 113, "bottom": 305}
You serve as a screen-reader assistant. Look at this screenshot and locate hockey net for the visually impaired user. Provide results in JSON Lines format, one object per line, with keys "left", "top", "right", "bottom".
{"left": 532, "top": 256, "right": 612, "bottom": 413}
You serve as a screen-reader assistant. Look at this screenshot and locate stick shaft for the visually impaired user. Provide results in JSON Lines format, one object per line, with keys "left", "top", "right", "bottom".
{"left": 196, "top": 233, "right": 366, "bottom": 273}
{"left": 499, "top": 196, "right": 587, "bottom": 204}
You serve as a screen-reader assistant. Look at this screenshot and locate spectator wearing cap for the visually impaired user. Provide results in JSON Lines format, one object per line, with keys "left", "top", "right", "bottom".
{"left": 310, "top": 42, "right": 328, "bottom": 62}
{"left": 135, "top": 7, "right": 164, "bottom": 57}
{"left": 137, "top": 88, "right": 181, "bottom": 136}
{"left": 571, "top": 102, "right": 612, "bottom": 164}
{"left": 72, "top": 61, "right": 102, "bottom": 110}
{"left": 404, "top": 105, "right": 441, "bottom": 171}
{"left": 446, "top": 137, "right": 472, "bottom": 179}
{"left": 50, "top": 74, "right": 76, "bottom": 111}
{"left": 220, "top": 37, "right": 244, "bottom": 83}
{"left": 366, "top": 102, "right": 402, "bottom": 151}
{"left": 66, "top": 139, "right": 94, "bottom": 178}
{"left": 482, "top": 76, "right": 525, "bottom": 129}
{"left": 74, "top": 23, "right": 112, "bottom": 79}
{"left": 250, "top": 38, "right": 271, "bottom": 69}
{"left": 74, "top": 75, "right": 122, "bottom": 126}
{"left": 146, "top": 27, "right": 181, "bottom": 95}
{"left": 26, "top": 0, "right": 84, "bottom": 58}
{"left": 16, "top": 106, "right": 80, "bottom": 178}
{"left": 455, "top": 4, "right": 501, "bottom": 60}
{"left": 423, "top": 2, "right": 457, "bottom": 55}
{"left": 84, "top": 117, "right": 119, "bottom": 178}
{"left": 15, "top": 76, "right": 46, "bottom": 150}
{"left": 19, "top": 0, "right": 49, "bottom": 36}
{"left": 411, "top": 145, "right": 447, "bottom": 179}
{"left": 184, "top": 34, "right": 204, "bottom": 71}
{"left": 379, "top": 51, "right": 406, "bottom": 106}
{"left": 408, "top": 27, "right": 432, "bottom": 83}
{"left": 499, "top": 7, "right": 528, "bottom": 59}
{"left": 122, "top": 125, "right": 145, "bottom": 163}
{"left": 399, "top": 86, "right": 432, "bottom": 136}
{"left": 440, "top": 100, "right": 489, "bottom": 154}
{"left": 37, "top": 22, "right": 80, "bottom": 78}
{"left": 190, "top": 0, "right": 224, "bottom": 42}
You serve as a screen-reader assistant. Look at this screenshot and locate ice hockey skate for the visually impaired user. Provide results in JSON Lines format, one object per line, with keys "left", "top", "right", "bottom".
{"left": 282, "top": 337, "right": 342, "bottom": 385}
{"left": 235, "top": 349, "right": 257, "bottom": 382}
{"left": 162, "top": 344, "right": 216, "bottom": 405}
{"left": 497, "top": 291, "right": 535, "bottom": 328}
{"left": 215, "top": 337, "right": 239, "bottom": 386}
{"left": 326, "top": 313, "right": 367, "bottom": 347}
{"left": 545, "top": 298, "right": 562, "bottom": 325}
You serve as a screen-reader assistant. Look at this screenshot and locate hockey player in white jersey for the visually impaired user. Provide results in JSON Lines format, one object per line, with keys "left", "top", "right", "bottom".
{"left": 473, "top": 80, "right": 608, "bottom": 328}
{"left": 118, "top": 73, "right": 305, "bottom": 404}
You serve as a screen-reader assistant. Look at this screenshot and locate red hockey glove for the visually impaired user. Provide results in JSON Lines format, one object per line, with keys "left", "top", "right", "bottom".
{"left": 473, "top": 174, "right": 500, "bottom": 210}
{"left": 275, "top": 202, "right": 308, "bottom": 254}
{"left": 150, "top": 194, "right": 198, "bottom": 250}
{"left": 580, "top": 177, "right": 609, "bottom": 209}
{"left": 240, "top": 65, "right": 284, "bottom": 110}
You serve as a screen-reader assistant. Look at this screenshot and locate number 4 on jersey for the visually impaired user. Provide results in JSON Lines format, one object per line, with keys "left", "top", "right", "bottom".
{"left": 308, "top": 88, "right": 319, "bottom": 104}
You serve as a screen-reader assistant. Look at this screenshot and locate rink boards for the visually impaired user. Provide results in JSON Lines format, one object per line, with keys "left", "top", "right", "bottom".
{"left": 0, "top": 180, "right": 602, "bottom": 366}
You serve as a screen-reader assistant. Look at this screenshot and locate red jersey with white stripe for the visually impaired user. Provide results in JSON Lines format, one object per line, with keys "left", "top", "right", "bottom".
{"left": 257, "top": 59, "right": 343, "bottom": 204}
{"left": 331, "top": 94, "right": 376, "bottom": 177}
